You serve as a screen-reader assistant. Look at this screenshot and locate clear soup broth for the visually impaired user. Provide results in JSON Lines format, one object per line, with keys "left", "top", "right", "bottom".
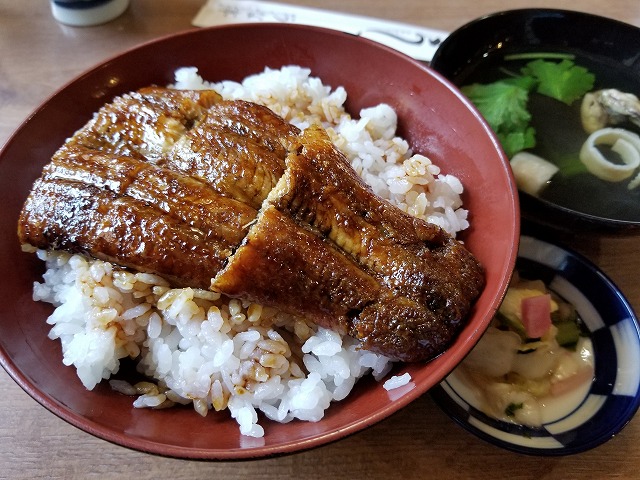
{"left": 459, "top": 49, "right": 640, "bottom": 222}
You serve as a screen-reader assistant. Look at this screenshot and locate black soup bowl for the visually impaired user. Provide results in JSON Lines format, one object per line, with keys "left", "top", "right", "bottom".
{"left": 431, "top": 9, "right": 640, "bottom": 233}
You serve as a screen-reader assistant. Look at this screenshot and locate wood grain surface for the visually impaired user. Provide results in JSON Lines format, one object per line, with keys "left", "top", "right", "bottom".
{"left": 1, "top": 1, "right": 639, "bottom": 478}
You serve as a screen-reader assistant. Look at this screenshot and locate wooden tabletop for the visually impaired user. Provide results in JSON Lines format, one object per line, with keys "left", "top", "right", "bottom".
{"left": 1, "top": 1, "right": 640, "bottom": 478}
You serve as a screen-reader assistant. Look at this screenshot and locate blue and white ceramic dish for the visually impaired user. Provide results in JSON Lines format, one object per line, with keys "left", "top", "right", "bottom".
{"left": 430, "top": 234, "right": 640, "bottom": 455}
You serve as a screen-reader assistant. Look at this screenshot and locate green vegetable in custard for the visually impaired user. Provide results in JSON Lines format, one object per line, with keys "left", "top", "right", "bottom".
{"left": 461, "top": 57, "right": 596, "bottom": 158}
{"left": 495, "top": 311, "right": 527, "bottom": 340}
{"left": 552, "top": 302, "right": 586, "bottom": 350}
{"left": 505, "top": 402, "right": 524, "bottom": 417}
{"left": 554, "top": 321, "right": 581, "bottom": 350}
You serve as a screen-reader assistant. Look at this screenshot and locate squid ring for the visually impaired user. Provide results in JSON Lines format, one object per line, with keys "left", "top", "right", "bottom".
{"left": 579, "top": 127, "right": 640, "bottom": 182}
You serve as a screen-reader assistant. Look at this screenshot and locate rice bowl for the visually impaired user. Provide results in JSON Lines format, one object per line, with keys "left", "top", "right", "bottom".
{"left": 0, "top": 23, "right": 518, "bottom": 459}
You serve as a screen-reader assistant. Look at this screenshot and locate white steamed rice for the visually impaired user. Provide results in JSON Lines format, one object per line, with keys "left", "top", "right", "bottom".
{"left": 31, "top": 66, "right": 469, "bottom": 437}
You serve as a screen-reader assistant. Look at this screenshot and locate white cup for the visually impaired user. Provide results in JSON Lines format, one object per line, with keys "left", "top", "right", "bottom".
{"left": 50, "top": 0, "right": 130, "bottom": 27}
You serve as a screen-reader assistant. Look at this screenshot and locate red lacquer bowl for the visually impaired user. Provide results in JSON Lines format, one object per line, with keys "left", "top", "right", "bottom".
{"left": 0, "top": 23, "right": 518, "bottom": 459}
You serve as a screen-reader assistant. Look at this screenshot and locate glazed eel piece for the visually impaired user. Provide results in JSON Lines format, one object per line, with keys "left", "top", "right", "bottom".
{"left": 212, "top": 126, "right": 485, "bottom": 361}
{"left": 18, "top": 87, "right": 484, "bottom": 362}
{"left": 18, "top": 87, "right": 297, "bottom": 287}
{"left": 18, "top": 145, "right": 257, "bottom": 289}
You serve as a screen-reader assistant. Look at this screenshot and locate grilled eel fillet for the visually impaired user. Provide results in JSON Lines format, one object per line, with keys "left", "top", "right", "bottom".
{"left": 18, "top": 87, "right": 485, "bottom": 362}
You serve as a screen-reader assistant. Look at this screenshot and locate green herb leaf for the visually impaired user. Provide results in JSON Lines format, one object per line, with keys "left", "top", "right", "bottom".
{"left": 521, "top": 59, "right": 595, "bottom": 105}
{"left": 462, "top": 81, "right": 535, "bottom": 157}
{"left": 460, "top": 56, "right": 595, "bottom": 158}
{"left": 462, "top": 81, "right": 531, "bottom": 130}
{"left": 499, "top": 127, "right": 537, "bottom": 159}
